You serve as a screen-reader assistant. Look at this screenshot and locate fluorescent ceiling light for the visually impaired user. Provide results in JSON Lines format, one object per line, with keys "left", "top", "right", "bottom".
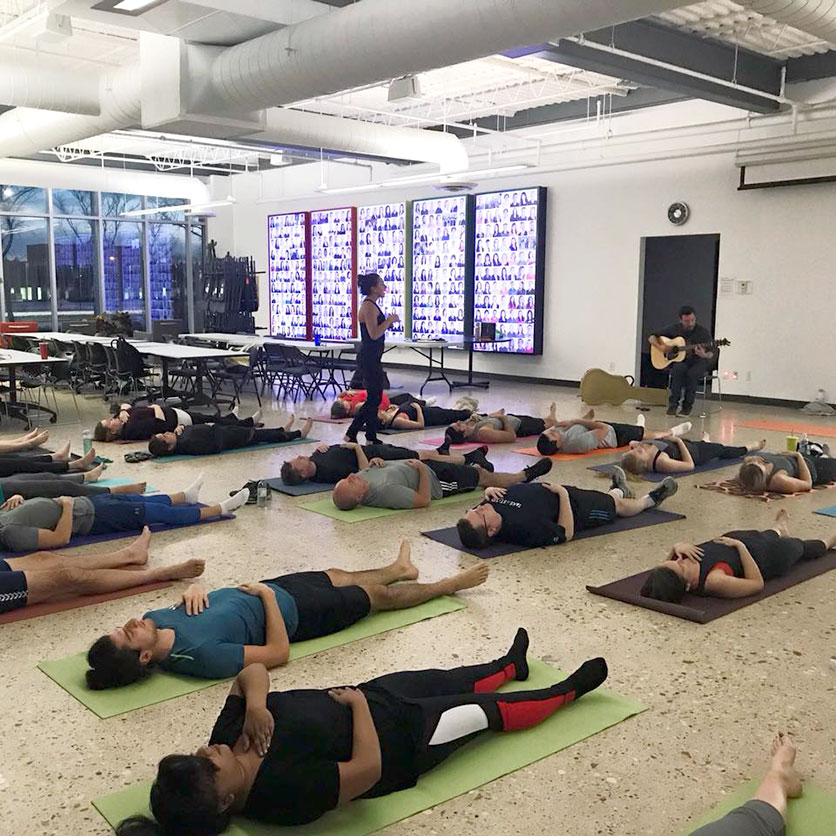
{"left": 122, "top": 198, "right": 236, "bottom": 217}
{"left": 92, "top": 0, "right": 169, "bottom": 15}
{"left": 318, "top": 183, "right": 382, "bottom": 195}
{"left": 383, "top": 163, "right": 533, "bottom": 187}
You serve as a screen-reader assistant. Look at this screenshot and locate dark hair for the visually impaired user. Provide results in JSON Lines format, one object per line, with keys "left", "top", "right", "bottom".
{"left": 456, "top": 517, "right": 490, "bottom": 549}
{"left": 738, "top": 462, "right": 767, "bottom": 492}
{"left": 116, "top": 754, "right": 231, "bottom": 836}
{"left": 445, "top": 426, "right": 466, "bottom": 445}
{"left": 358, "top": 272, "right": 382, "bottom": 295}
{"left": 536, "top": 434, "right": 558, "bottom": 455}
{"left": 93, "top": 423, "right": 113, "bottom": 442}
{"left": 330, "top": 400, "right": 349, "bottom": 419}
{"left": 148, "top": 437, "right": 173, "bottom": 457}
{"left": 86, "top": 635, "right": 151, "bottom": 690}
{"left": 678, "top": 305, "right": 695, "bottom": 317}
{"left": 280, "top": 460, "right": 303, "bottom": 485}
{"left": 640, "top": 567, "right": 687, "bottom": 602}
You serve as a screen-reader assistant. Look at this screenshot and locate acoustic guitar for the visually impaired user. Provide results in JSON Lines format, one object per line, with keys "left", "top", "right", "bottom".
{"left": 650, "top": 337, "right": 730, "bottom": 370}
{"left": 580, "top": 368, "right": 668, "bottom": 406}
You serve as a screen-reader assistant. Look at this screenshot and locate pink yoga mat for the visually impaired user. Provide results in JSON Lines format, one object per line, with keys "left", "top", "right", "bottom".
{"left": 419, "top": 436, "right": 521, "bottom": 449}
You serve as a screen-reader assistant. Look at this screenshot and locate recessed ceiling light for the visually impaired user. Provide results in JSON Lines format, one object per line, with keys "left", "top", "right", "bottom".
{"left": 92, "top": 0, "right": 169, "bottom": 16}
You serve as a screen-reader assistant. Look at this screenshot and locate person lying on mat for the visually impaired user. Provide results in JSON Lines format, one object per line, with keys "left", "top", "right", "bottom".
{"left": 0, "top": 477, "right": 248, "bottom": 553}
{"left": 376, "top": 395, "right": 476, "bottom": 431}
{"left": 689, "top": 733, "right": 802, "bottom": 836}
{"left": 0, "top": 441, "right": 98, "bottom": 479}
{"left": 148, "top": 417, "right": 312, "bottom": 458}
{"left": 86, "top": 540, "right": 489, "bottom": 687}
{"left": 0, "top": 427, "right": 52, "bottom": 453}
{"left": 280, "top": 440, "right": 494, "bottom": 486}
{"left": 95, "top": 403, "right": 263, "bottom": 442}
{"left": 330, "top": 389, "right": 392, "bottom": 419}
{"left": 443, "top": 403, "right": 557, "bottom": 447}
{"left": 0, "top": 527, "right": 205, "bottom": 617}
{"left": 456, "top": 467, "right": 678, "bottom": 549}
{"left": 332, "top": 456, "right": 552, "bottom": 511}
{"left": 619, "top": 433, "right": 766, "bottom": 475}
{"left": 0, "top": 472, "right": 147, "bottom": 502}
{"left": 536, "top": 408, "right": 691, "bottom": 456}
{"left": 640, "top": 509, "right": 836, "bottom": 602}
{"left": 737, "top": 444, "right": 836, "bottom": 494}
{"left": 114, "top": 630, "right": 607, "bottom": 830}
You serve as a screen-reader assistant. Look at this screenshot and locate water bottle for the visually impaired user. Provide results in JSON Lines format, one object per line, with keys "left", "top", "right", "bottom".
{"left": 82, "top": 428, "right": 93, "bottom": 456}
{"left": 256, "top": 480, "right": 268, "bottom": 507}
{"left": 314, "top": 332, "right": 321, "bottom": 347}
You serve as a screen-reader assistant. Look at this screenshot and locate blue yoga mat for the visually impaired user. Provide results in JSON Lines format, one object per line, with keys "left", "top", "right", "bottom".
{"left": 265, "top": 477, "right": 331, "bottom": 497}
{"left": 814, "top": 505, "right": 836, "bottom": 518}
{"left": 588, "top": 459, "right": 740, "bottom": 482}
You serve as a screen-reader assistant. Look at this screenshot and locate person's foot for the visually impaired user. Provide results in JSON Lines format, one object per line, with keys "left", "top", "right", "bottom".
{"left": 52, "top": 440, "right": 71, "bottom": 462}
{"left": 464, "top": 445, "right": 493, "bottom": 472}
{"left": 392, "top": 539, "right": 419, "bottom": 581}
{"left": 167, "top": 558, "right": 206, "bottom": 581}
{"left": 220, "top": 488, "right": 249, "bottom": 514}
{"left": 774, "top": 508, "right": 791, "bottom": 538}
{"left": 560, "top": 657, "right": 608, "bottom": 699}
{"left": 69, "top": 447, "right": 96, "bottom": 470}
{"left": 183, "top": 473, "right": 205, "bottom": 504}
{"left": 299, "top": 418, "right": 313, "bottom": 439}
{"left": 344, "top": 432, "right": 358, "bottom": 444}
{"left": 635, "top": 412, "right": 646, "bottom": 428}
{"left": 582, "top": 407, "right": 594, "bottom": 419}
{"left": 110, "top": 482, "right": 147, "bottom": 495}
{"left": 648, "top": 476, "right": 678, "bottom": 506}
{"left": 749, "top": 438, "right": 767, "bottom": 452}
{"left": 116, "top": 526, "right": 151, "bottom": 565}
{"left": 447, "top": 562, "right": 490, "bottom": 593}
{"left": 424, "top": 396, "right": 437, "bottom": 407}
{"left": 523, "top": 457, "right": 552, "bottom": 482}
{"left": 436, "top": 440, "right": 452, "bottom": 455}
{"left": 28, "top": 430, "right": 49, "bottom": 448}
{"left": 505, "top": 626, "right": 529, "bottom": 681}
{"left": 702, "top": 431, "right": 711, "bottom": 442}
{"left": 768, "top": 733, "right": 803, "bottom": 800}
{"left": 609, "top": 465, "right": 635, "bottom": 499}
{"left": 284, "top": 415, "right": 296, "bottom": 431}
{"left": 83, "top": 463, "right": 104, "bottom": 482}
{"left": 252, "top": 408, "right": 263, "bottom": 425}
{"left": 231, "top": 404, "right": 240, "bottom": 418}
{"left": 679, "top": 405, "right": 693, "bottom": 416}
{"left": 454, "top": 396, "right": 479, "bottom": 412}
{"left": 666, "top": 405, "right": 679, "bottom": 417}
{"left": 670, "top": 421, "right": 691, "bottom": 437}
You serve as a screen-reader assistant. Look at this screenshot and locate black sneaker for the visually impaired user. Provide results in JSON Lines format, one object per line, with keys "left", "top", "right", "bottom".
{"left": 666, "top": 405, "right": 679, "bottom": 416}
{"left": 648, "top": 476, "right": 678, "bottom": 506}
{"left": 231, "top": 480, "right": 259, "bottom": 504}
{"left": 523, "top": 457, "right": 552, "bottom": 482}
{"left": 608, "top": 465, "right": 634, "bottom": 499}
{"left": 464, "top": 445, "right": 494, "bottom": 472}
{"left": 679, "top": 405, "right": 693, "bottom": 416}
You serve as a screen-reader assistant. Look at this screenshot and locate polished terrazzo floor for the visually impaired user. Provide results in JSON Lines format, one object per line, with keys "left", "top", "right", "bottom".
{"left": 1, "top": 371, "right": 834, "bottom": 836}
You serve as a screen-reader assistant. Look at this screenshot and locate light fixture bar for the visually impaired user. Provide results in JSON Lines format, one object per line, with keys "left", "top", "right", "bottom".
{"left": 121, "top": 198, "right": 236, "bottom": 218}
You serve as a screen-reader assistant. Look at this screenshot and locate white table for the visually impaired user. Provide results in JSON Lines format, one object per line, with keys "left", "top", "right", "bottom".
{"left": 0, "top": 348, "right": 65, "bottom": 424}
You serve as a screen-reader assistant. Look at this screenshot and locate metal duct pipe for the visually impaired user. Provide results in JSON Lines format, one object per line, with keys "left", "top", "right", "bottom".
{"left": 741, "top": 1, "right": 836, "bottom": 44}
{"left": 0, "top": 53, "right": 101, "bottom": 115}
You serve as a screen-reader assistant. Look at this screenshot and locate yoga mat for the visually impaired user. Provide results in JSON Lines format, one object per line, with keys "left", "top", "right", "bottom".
{"left": 0, "top": 511, "right": 233, "bottom": 559}
{"left": 737, "top": 418, "right": 836, "bottom": 438}
{"left": 814, "top": 504, "right": 836, "bottom": 518}
{"left": 265, "top": 476, "right": 332, "bottom": 496}
{"left": 38, "top": 596, "right": 466, "bottom": 718}
{"left": 684, "top": 782, "right": 836, "bottom": 834}
{"left": 587, "top": 548, "right": 836, "bottom": 624}
{"left": 516, "top": 445, "right": 628, "bottom": 461}
{"left": 97, "top": 477, "right": 158, "bottom": 492}
{"left": 0, "top": 581, "right": 171, "bottom": 626}
{"left": 376, "top": 426, "right": 423, "bottom": 436}
{"left": 303, "top": 491, "right": 477, "bottom": 523}
{"left": 698, "top": 478, "right": 836, "bottom": 503}
{"left": 151, "top": 437, "right": 319, "bottom": 463}
{"left": 92, "top": 658, "right": 646, "bottom": 834}
{"left": 587, "top": 458, "right": 738, "bottom": 482}
{"left": 421, "top": 436, "right": 535, "bottom": 448}
{"left": 423, "top": 508, "right": 686, "bottom": 558}
{"left": 311, "top": 414, "right": 347, "bottom": 424}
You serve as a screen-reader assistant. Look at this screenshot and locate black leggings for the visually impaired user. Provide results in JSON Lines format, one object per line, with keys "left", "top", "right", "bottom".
{"left": 251, "top": 428, "right": 301, "bottom": 445}
{"left": 0, "top": 474, "right": 110, "bottom": 499}
{"left": 812, "top": 456, "right": 836, "bottom": 485}
{"left": 347, "top": 362, "right": 385, "bottom": 443}
{"left": 687, "top": 441, "right": 748, "bottom": 467}
{"left": 189, "top": 412, "right": 253, "bottom": 427}
{"left": 724, "top": 529, "right": 827, "bottom": 580}
{"left": 421, "top": 407, "right": 472, "bottom": 427}
{"left": 0, "top": 455, "right": 69, "bottom": 478}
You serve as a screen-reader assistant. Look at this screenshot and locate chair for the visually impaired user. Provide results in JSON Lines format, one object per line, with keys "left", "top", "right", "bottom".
{"left": 328, "top": 348, "right": 360, "bottom": 390}
{"left": 133, "top": 330, "right": 153, "bottom": 342}
{"left": 211, "top": 347, "right": 263, "bottom": 409}
{"left": 696, "top": 370, "right": 723, "bottom": 418}
{"left": 86, "top": 343, "right": 110, "bottom": 393}
{"left": 111, "top": 337, "right": 160, "bottom": 402}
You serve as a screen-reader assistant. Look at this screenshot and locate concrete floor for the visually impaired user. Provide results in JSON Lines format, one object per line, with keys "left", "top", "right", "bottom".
{"left": 1, "top": 372, "right": 834, "bottom": 836}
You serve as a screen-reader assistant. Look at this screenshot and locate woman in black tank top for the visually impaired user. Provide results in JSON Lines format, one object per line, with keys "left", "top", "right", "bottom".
{"left": 345, "top": 273, "right": 399, "bottom": 444}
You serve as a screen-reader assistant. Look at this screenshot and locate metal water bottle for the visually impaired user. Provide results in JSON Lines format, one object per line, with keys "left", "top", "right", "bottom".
{"left": 256, "top": 480, "right": 268, "bottom": 507}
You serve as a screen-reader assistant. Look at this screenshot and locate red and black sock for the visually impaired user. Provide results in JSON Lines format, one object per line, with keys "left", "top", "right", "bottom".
{"left": 473, "top": 627, "right": 529, "bottom": 692}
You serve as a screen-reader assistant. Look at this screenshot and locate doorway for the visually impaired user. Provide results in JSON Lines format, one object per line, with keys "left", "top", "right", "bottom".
{"left": 637, "top": 233, "right": 720, "bottom": 388}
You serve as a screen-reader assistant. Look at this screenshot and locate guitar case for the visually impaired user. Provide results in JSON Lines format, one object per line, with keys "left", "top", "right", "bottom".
{"left": 580, "top": 368, "right": 668, "bottom": 406}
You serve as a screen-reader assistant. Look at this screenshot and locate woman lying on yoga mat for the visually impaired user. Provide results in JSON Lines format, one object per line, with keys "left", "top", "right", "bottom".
{"left": 443, "top": 403, "right": 557, "bottom": 446}
{"left": 376, "top": 396, "right": 476, "bottom": 431}
{"left": 0, "top": 477, "right": 248, "bottom": 553}
{"left": 690, "top": 733, "right": 801, "bottom": 836}
{"left": 737, "top": 445, "right": 836, "bottom": 493}
{"left": 0, "top": 527, "right": 204, "bottom": 616}
{"left": 115, "top": 630, "right": 607, "bottom": 832}
{"left": 640, "top": 509, "right": 836, "bottom": 602}
{"left": 0, "top": 441, "right": 98, "bottom": 479}
{"left": 86, "top": 540, "right": 488, "bottom": 688}
{"left": 620, "top": 434, "right": 766, "bottom": 475}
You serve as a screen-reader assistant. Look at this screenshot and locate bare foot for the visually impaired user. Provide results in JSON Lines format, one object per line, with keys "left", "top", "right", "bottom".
{"left": 83, "top": 463, "right": 104, "bottom": 483}
{"left": 392, "top": 540, "right": 419, "bottom": 581}
{"left": 749, "top": 439, "right": 767, "bottom": 452}
{"left": 52, "top": 441, "right": 71, "bottom": 462}
{"left": 110, "top": 482, "right": 147, "bottom": 495}
{"left": 299, "top": 417, "right": 313, "bottom": 439}
{"left": 284, "top": 415, "right": 296, "bottom": 431}
{"left": 167, "top": 558, "right": 205, "bottom": 581}
{"left": 768, "top": 733, "right": 802, "bottom": 799}
{"left": 448, "top": 562, "right": 490, "bottom": 592}
{"left": 774, "top": 508, "right": 791, "bottom": 538}
{"left": 28, "top": 430, "right": 49, "bottom": 448}
{"left": 116, "top": 526, "right": 152, "bottom": 565}
{"left": 69, "top": 447, "right": 96, "bottom": 470}
{"left": 583, "top": 408, "right": 594, "bottom": 419}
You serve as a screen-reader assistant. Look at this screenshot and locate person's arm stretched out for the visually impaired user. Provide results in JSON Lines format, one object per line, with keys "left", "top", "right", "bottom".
{"left": 240, "top": 582, "right": 290, "bottom": 668}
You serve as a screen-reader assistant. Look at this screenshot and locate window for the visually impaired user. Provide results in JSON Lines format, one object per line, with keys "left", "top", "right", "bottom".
{"left": 103, "top": 220, "right": 144, "bottom": 325}
{"left": 147, "top": 196, "right": 186, "bottom": 221}
{"left": 1, "top": 216, "right": 51, "bottom": 326}
{"left": 0, "top": 185, "right": 47, "bottom": 215}
{"left": 52, "top": 189, "right": 96, "bottom": 217}
{"left": 54, "top": 218, "right": 99, "bottom": 328}
{"left": 102, "top": 192, "right": 142, "bottom": 218}
{"left": 148, "top": 223, "right": 186, "bottom": 321}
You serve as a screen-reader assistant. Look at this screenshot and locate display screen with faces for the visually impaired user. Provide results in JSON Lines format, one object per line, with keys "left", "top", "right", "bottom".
{"left": 311, "top": 207, "right": 356, "bottom": 341}
{"left": 267, "top": 211, "right": 309, "bottom": 338}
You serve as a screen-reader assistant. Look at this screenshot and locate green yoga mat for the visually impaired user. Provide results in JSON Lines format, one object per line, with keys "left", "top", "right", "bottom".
{"left": 92, "top": 658, "right": 645, "bottom": 835}
{"left": 685, "top": 781, "right": 836, "bottom": 834}
{"left": 38, "top": 596, "right": 465, "bottom": 719}
{"left": 303, "top": 491, "right": 476, "bottom": 523}
{"left": 152, "top": 437, "right": 319, "bottom": 464}
{"left": 97, "top": 477, "right": 157, "bottom": 492}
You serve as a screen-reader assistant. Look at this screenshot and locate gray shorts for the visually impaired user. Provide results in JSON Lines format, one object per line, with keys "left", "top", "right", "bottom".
{"left": 690, "top": 800, "right": 785, "bottom": 836}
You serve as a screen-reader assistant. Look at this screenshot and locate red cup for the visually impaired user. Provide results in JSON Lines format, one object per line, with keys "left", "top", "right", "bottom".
{"left": 39, "top": 341, "right": 48, "bottom": 359}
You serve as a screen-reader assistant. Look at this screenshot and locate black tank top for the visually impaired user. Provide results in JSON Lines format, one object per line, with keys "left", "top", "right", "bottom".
{"left": 359, "top": 299, "right": 385, "bottom": 363}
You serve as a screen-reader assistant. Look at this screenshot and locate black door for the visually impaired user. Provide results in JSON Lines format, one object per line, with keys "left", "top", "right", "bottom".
{"left": 638, "top": 233, "right": 719, "bottom": 387}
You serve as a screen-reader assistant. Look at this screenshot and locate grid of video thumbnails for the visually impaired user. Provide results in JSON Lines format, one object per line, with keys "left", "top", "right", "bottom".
{"left": 311, "top": 207, "right": 356, "bottom": 341}
{"left": 268, "top": 211, "right": 308, "bottom": 338}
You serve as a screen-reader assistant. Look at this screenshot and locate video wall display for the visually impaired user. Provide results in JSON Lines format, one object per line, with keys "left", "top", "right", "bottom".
{"left": 473, "top": 186, "right": 546, "bottom": 355}
{"left": 411, "top": 195, "right": 471, "bottom": 340}
{"left": 311, "top": 207, "right": 356, "bottom": 341}
{"left": 268, "top": 211, "right": 309, "bottom": 339}
{"left": 357, "top": 202, "right": 406, "bottom": 336}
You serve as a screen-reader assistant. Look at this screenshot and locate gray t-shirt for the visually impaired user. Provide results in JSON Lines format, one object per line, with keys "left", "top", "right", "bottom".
{"left": 559, "top": 424, "right": 617, "bottom": 454}
{"left": 0, "top": 496, "right": 95, "bottom": 552}
{"left": 472, "top": 414, "right": 522, "bottom": 434}
{"left": 359, "top": 460, "right": 443, "bottom": 509}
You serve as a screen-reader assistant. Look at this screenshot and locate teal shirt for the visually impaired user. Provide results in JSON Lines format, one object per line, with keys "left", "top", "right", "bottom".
{"left": 146, "top": 584, "right": 299, "bottom": 679}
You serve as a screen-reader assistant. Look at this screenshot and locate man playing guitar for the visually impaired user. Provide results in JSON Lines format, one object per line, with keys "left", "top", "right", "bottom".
{"left": 649, "top": 305, "right": 715, "bottom": 417}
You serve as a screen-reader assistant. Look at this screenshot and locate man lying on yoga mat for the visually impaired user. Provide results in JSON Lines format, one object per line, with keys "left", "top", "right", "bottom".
{"left": 376, "top": 395, "right": 478, "bottom": 431}
{"left": 332, "top": 457, "right": 552, "bottom": 511}
{"left": 86, "top": 540, "right": 488, "bottom": 688}
{"left": 443, "top": 403, "right": 557, "bottom": 446}
{"left": 0, "top": 477, "right": 248, "bottom": 552}
{"left": 0, "top": 527, "right": 204, "bottom": 617}
{"left": 620, "top": 433, "right": 766, "bottom": 475}
{"left": 640, "top": 509, "right": 836, "bottom": 602}
{"left": 114, "top": 629, "right": 607, "bottom": 831}
{"left": 0, "top": 441, "right": 98, "bottom": 478}
{"left": 535, "top": 408, "right": 691, "bottom": 455}
{"left": 280, "top": 440, "right": 493, "bottom": 486}
{"left": 456, "top": 468, "right": 679, "bottom": 549}
{"left": 95, "top": 403, "right": 262, "bottom": 442}
{"left": 148, "top": 417, "right": 312, "bottom": 458}
{"left": 737, "top": 444, "right": 836, "bottom": 493}
{"left": 689, "top": 733, "right": 801, "bottom": 836}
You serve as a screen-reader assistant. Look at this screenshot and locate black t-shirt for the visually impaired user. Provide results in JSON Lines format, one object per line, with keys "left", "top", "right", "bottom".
{"left": 487, "top": 483, "right": 566, "bottom": 547}
{"left": 121, "top": 406, "right": 177, "bottom": 440}
{"left": 210, "top": 688, "right": 420, "bottom": 826}
{"left": 659, "top": 322, "right": 713, "bottom": 357}
{"left": 310, "top": 445, "right": 362, "bottom": 483}
{"left": 175, "top": 425, "right": 253, "bottom": 456}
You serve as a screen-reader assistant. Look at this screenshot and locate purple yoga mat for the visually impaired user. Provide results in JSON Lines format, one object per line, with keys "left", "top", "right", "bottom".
{"left": 587, "top": 549, "right": 836, "bottom": 624}
{"left": 587, "top": 459, "right": 740, "bottom": 482}
{"left": 422, "top": 508, "right": 686, "bottom": 558}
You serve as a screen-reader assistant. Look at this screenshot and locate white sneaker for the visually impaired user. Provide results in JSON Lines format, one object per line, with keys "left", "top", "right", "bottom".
{"left": 424, "top": 396, "right": 438, "bottom": 406}
{"left": 670, "top": 421, "right": 692, "bottom": 437}
{"left": 635, "top": 413, "right": 646, "bottom": 428}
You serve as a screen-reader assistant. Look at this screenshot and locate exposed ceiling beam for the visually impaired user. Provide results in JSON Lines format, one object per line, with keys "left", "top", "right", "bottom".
{"left": 785, "top": 50, "right": 836, "bottom": 83}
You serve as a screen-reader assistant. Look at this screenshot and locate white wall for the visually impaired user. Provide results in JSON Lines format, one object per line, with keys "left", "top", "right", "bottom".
{"left": 208, "top": 133, "right": 836, "bottom": 403}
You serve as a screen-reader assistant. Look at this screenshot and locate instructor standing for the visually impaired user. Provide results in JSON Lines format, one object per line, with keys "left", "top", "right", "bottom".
{"left": 345, "top": 273, "right": 399, "bottom": 445}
